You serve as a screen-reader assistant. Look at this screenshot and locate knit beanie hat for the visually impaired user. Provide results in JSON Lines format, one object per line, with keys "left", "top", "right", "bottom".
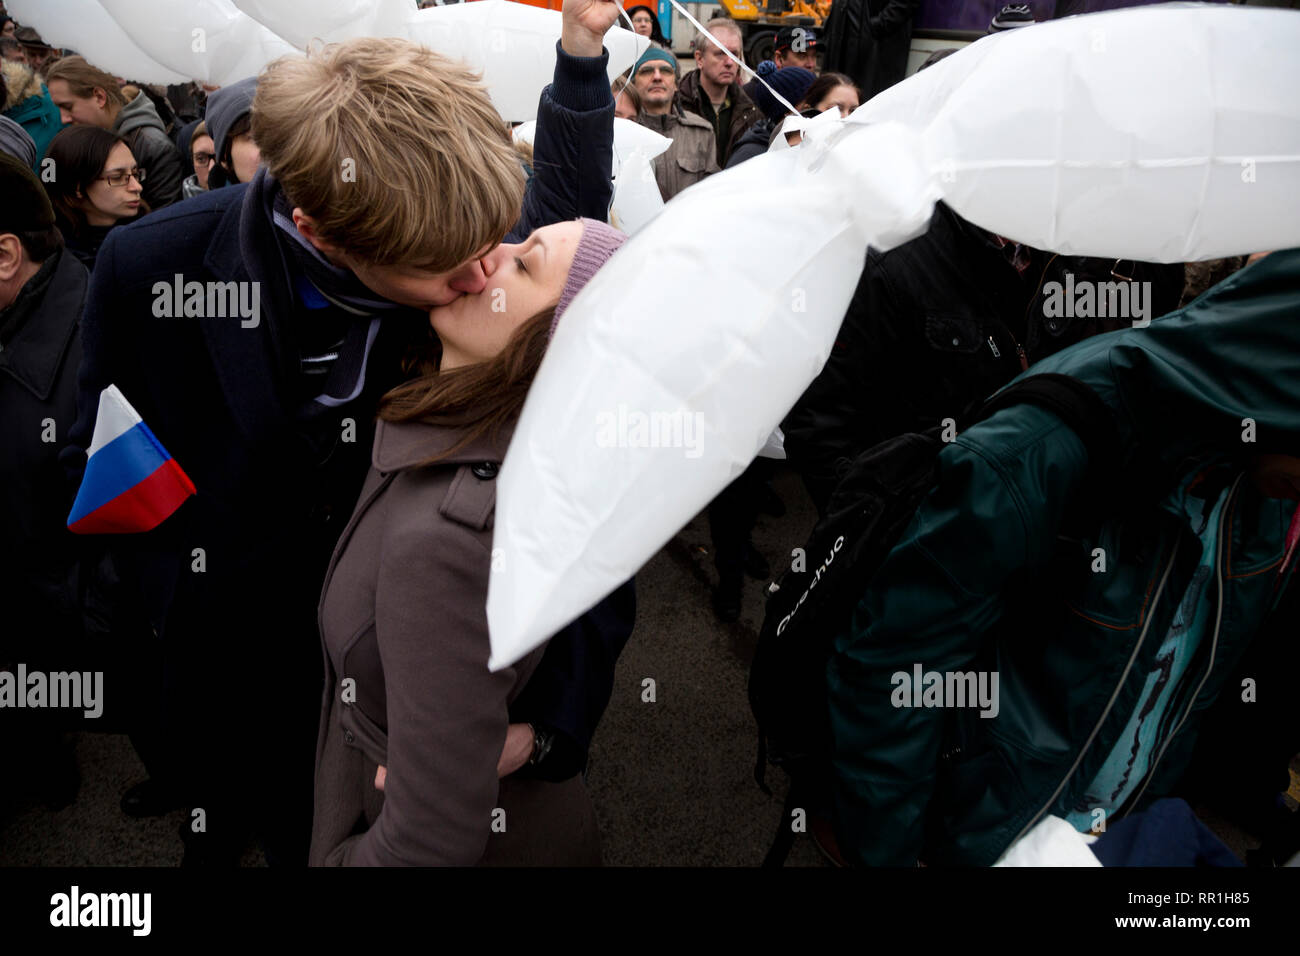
{"left": 551, "top": 218, "right": 628, "bottom": 337}
{"left": 0, "top": 152, "right": 56, "bottom": 235}
{"left": 633, "top": 47, "right": 679, "bottom": 78}
{"left": 0, "top": 114, "right": 37, "bottom": 170}
{"left": 753, "top": 66, "right": 817, "bottom": 124}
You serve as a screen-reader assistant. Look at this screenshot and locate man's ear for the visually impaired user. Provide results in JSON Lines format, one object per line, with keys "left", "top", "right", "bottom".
{"left": 292, "top": 208, "right": 345, "bottom": 264}
{"left": 0, "top": 234, "right": 24, "bottom": 282}
{"left": 94, "top": 87, "right": 109, "bottom": 111}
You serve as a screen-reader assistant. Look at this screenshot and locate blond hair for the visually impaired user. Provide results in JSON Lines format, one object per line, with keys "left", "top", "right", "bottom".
{"left": 252, "top": 37, "right": 525, "bottom": 271}
{"left": 46, "top": 55, "right": 127, "bottom": 108}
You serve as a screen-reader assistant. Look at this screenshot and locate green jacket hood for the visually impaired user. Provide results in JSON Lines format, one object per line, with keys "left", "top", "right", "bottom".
{"left": 1023, "top": 248, "right": 1300, "bottom": 472}
{"left": 114, "top": 91, "right": 165, "bottom": 137}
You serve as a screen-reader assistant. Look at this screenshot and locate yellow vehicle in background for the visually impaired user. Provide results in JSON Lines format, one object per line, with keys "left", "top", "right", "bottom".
{"left": 709, "top": 0, "right": 832, "bottom": 64}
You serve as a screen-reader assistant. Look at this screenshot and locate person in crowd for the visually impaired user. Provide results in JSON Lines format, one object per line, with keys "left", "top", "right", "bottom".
{"left": 179, "top": 120, "right": 215, "bottom": 199}
{"left": 773, "top": 25, "right": 819, "bottom": 71}
{"left": 612, "top": 76, "right": 640, "bottom": 120}
{"left": 782, "top": 201, "right": 1185, "bottom": 513}
{"left": 65, "top": 0, "right": 634, "bottom": 867}
{"left": 203, "top": 77, "right": 260, "bottom": 188}
{"left": 726, "top": 65, "right": 816, "bottom": 168}
{"left": 45, "top": 56, "right": 184, "bottom": 209}
{"left": 14, "top": 25, "right": 56, "bottom": 77}
{"left": 0, "top": 155, "right": 90, "bottom": 812}
{"left": 1, "top": 35, "right": 25, "bottom": 63}
{"left": 120, "top": 81, "right": 178, "bottom": 137}
{"left": 623, "top": 4, "right": 669, "bottom": 49}
{"left": 798, "top": 71, "right": 860, "bottom": 117}
{"left": 828, "top": 249, "right": 1300, "bottom": 866}
{"left": 822, "top": 0, "right": 919, "bottom": 104}
{"left": 0, "top": 15, "right": 14, "bottom": 39}
{"left": 42, "top": 126, "right": 147, "bottom": 271}
{"left": 677, "top": 18, "right": 761, "bottom": 168}
{"left": 630, "top": 47, "right": 718, "bottom": 202}
{"left": 1, "top": 53, "right": 60, "bottom": 172}
{"left": 312, "top": 218, "right": 627, "bottom": 866}
{"left": 0, "top": 112, "right": 33, "bottom": 166}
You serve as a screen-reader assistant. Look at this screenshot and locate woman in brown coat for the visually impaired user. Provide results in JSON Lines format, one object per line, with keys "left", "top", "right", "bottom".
{"left": 310, "top": 218, "right": 628, "bottom": 866}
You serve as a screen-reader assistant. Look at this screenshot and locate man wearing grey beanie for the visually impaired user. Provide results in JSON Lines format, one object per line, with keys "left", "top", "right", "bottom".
{"left": 0, "top": 112, "right": 35, "bottom": 169}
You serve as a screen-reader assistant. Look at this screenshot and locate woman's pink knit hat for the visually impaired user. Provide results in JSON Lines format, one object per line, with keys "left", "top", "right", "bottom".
{"left": 550, "top": 217, "right": 628, "bottom": 338}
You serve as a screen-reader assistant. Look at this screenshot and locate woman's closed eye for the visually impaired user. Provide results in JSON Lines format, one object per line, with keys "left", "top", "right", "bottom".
{"left": 515, "top": 256, "right": 528, "bottom": 275}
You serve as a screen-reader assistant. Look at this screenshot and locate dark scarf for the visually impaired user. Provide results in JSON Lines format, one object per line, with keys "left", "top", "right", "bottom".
{"left": 240, "top": 168, "right": 423, "bottom": 420}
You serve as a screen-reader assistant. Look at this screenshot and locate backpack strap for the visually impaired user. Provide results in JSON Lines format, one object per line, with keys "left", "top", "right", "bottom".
{"left": 971, "top": 373, "right": 1116, "bottom": 466}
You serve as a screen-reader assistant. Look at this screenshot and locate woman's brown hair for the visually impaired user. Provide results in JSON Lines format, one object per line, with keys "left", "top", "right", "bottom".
{"left": 378, "top": 307, "right": 556, "bottom": 463}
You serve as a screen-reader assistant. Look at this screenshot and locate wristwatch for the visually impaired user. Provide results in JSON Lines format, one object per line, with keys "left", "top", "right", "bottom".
{"left": 527, "top": 723, "right": 555, "bottom": 766}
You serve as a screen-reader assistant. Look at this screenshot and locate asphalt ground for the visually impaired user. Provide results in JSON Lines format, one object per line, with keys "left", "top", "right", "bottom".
{"left": 0, "top": 465, "right": 1281, "bottom": 866}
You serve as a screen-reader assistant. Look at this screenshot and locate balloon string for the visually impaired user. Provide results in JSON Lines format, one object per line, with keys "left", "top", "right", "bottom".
{"left": 609, "top": 1, "right": 800, "bottom": 120}
{"left": 661, "top": 0, "right": 800, "bottom": 118}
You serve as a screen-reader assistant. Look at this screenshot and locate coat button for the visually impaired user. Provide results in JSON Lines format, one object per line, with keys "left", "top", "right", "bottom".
{"left": 471, "top": 462, "right": 499, "bottom": 480}
{"left": 344, "top": 730, "right": 355, "bottom": 744}
{"left": 951, "top": 337, "right": 960, "bottom": 347}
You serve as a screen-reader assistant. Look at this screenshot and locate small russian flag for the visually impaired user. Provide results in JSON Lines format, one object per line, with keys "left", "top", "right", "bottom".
{"left": 67, "top": 385, "right": 196, "bottom": 535}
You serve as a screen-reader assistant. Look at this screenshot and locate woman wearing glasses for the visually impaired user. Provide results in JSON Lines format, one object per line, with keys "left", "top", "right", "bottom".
{"left": 42, "top": 125, "right": 147, "bottom": 270}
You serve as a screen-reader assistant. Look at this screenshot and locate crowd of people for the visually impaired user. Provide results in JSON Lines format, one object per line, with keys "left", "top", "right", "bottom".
{"left": 1, "top": 0, "right": 1297, "bottom": 869}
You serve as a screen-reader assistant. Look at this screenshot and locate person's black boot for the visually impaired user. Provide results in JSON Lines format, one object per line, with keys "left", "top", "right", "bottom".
{"left": 742, "top": 542, "right": 771, "bottom": 581}
{"left": 120, "top": 778, "right": 183, "bottom": 818}
{"left": 712, "top": 573, "right": 742, "bottom": 622}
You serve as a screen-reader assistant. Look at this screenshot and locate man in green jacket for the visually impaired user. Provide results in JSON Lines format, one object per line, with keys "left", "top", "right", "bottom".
{"left": 828, "top": 248, "right": 1300, "bottom": 866}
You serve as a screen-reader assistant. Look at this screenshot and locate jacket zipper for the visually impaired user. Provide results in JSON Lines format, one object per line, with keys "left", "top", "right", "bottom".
{"left": 1124, "top": 474, "right": 1242, "bottom": 812}
{"left": 984, "top": 315, "right": 1029, "bottom": 371}
{"left": 1004, "top": 537, "right": 1183, "bottom": 850}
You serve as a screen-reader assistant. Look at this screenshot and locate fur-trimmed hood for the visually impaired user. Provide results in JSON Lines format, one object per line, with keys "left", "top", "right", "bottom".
{"left": 2, "top": 59, "right": 45, "bottom": 111}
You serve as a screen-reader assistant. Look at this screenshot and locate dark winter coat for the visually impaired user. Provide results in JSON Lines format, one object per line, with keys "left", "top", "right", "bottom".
{"left": 0, "top": 249, "right": 87, "bottom": 664}
{"left": 62, "top": 43, "right": 629, "bottom": 856}
{"left": 676, "top": 69, "right": 762, "bottom": 168}
{"left": 782, "top": 201, "right": 1185, "bottom": 511}
{"left": 823, "top": 0, "right": 921, "bottom": 103}
{"left": 725, "top": 117, "right": 775, "bottom": 168}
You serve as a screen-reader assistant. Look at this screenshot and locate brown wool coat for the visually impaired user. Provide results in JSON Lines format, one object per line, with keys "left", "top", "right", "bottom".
{"left": 309, "top": 417, "right": 602, "bottom": 866}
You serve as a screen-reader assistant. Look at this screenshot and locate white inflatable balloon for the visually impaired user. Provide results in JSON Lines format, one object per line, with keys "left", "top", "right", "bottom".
{"left": 233, "top": 0, "right": 413, "bottom": 49}
{"left": 407, "top": 1, "right": 647, "bottom": 122}
{"left": 608, "top": 148, "right": 666, "bottom": 235}
{"left": 487, "top": 3, "right": 1300, "bottom": 670}
{"left": 513, "top": 117, "right": 670, "bottom": 181}
{"left": 98, "top": 0, "right": 297, "bottom": 86}
{"left": 5, "top": 0, "right": 189, "bottom": 85}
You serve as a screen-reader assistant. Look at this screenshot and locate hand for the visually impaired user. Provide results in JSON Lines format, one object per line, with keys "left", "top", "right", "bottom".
{"left": 374, "top": 765, "right": 386, "bottom": 791}
{"left": 561, "top": 0, "right": 621, "bottom": 58}
{"left": 498, "top": 723, "right": 535, "bottom": 778}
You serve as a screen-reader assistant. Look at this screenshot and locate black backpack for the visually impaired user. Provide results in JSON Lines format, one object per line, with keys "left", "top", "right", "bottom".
{"left": 749, "top": 373, "right": 1115, "bottom": 865}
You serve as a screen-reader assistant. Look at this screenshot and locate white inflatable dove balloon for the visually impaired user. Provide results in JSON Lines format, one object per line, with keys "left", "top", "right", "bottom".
{"left": 486, "top": 3, "right": 1300, "bottom": 670}
{"left": 4, "top": 0, "right": 189, "bottom": 85}
{"left": 233, "top": 0, "right": 414, "bottom": 49}
{"left": 407, "top": 1, "right": 647, "bottom": 122}
{"left": 98, "top": 0, "right": 297, "bottom": 87}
